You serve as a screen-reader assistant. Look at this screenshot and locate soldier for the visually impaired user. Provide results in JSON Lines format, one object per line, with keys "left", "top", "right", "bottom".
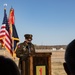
{"left": 16, "top": 34, "right": 35, "bottom": 75}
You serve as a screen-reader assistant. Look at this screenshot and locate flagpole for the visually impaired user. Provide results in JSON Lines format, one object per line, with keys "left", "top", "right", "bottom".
{"left": 3, "top": 3, "right": 7, "bottom": 57}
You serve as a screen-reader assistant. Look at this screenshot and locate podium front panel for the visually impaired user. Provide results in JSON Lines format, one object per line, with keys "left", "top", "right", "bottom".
{"left": 33, "top": 53, "right": 52, "bottom": 75}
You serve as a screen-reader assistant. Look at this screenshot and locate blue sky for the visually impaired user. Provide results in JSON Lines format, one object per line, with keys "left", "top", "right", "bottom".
{"left": 0, "top": 0, "right": 75, "bottom": 45}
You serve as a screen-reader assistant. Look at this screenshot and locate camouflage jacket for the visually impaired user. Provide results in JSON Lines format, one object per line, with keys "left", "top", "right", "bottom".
{"left": 16, "top": 41, "right": 35, "bottom": 60}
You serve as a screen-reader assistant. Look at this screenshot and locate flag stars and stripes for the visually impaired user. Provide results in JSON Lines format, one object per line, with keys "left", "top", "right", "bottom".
{"left": 0, "top": 8, "right": 12, "bottom": 55}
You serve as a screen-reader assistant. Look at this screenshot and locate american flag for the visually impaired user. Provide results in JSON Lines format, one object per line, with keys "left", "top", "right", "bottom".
{"left": 0, "top": 8, "right": 12, "bottom": 55}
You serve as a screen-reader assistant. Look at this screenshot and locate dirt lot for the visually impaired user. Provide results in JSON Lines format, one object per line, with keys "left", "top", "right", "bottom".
{"left": 51, "top": 62, "right": 67, "bottom": 75}
{"left": 51, "top": 50, "right": 67, "bottom": 75}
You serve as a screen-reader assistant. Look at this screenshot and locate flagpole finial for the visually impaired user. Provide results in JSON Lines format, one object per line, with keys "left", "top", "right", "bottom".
{"left": 3, "top": 3, "right": 7, "bottom": 9}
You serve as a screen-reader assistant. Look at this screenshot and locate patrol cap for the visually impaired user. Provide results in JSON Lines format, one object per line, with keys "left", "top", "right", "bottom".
{"left": 65, "top": 39, "right": 75, "bottom": 73}
{"left": 24, "top": 34, "right": 33, "bottom": 40}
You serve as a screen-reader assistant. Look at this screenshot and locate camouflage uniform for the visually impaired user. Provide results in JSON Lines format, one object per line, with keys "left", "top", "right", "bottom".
{"left": 16, "top": 41, "right": 35, "bottom": 60}
{"left": 16, "top": 34, "right": 35, "bottom": 75}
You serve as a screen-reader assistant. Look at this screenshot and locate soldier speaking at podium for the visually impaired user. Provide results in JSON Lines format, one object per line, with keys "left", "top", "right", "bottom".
{"left": 16, "top": 34, "right": 35, "bottom": 75}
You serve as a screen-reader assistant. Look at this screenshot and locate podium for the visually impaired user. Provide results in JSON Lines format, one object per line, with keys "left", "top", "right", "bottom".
{"left": 21, "top": 52, "right": 52, "bottom": 75}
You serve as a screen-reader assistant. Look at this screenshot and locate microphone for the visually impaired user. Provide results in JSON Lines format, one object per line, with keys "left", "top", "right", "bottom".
{"left": 28, "top": 43, "right": 31, "bottom": 53}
